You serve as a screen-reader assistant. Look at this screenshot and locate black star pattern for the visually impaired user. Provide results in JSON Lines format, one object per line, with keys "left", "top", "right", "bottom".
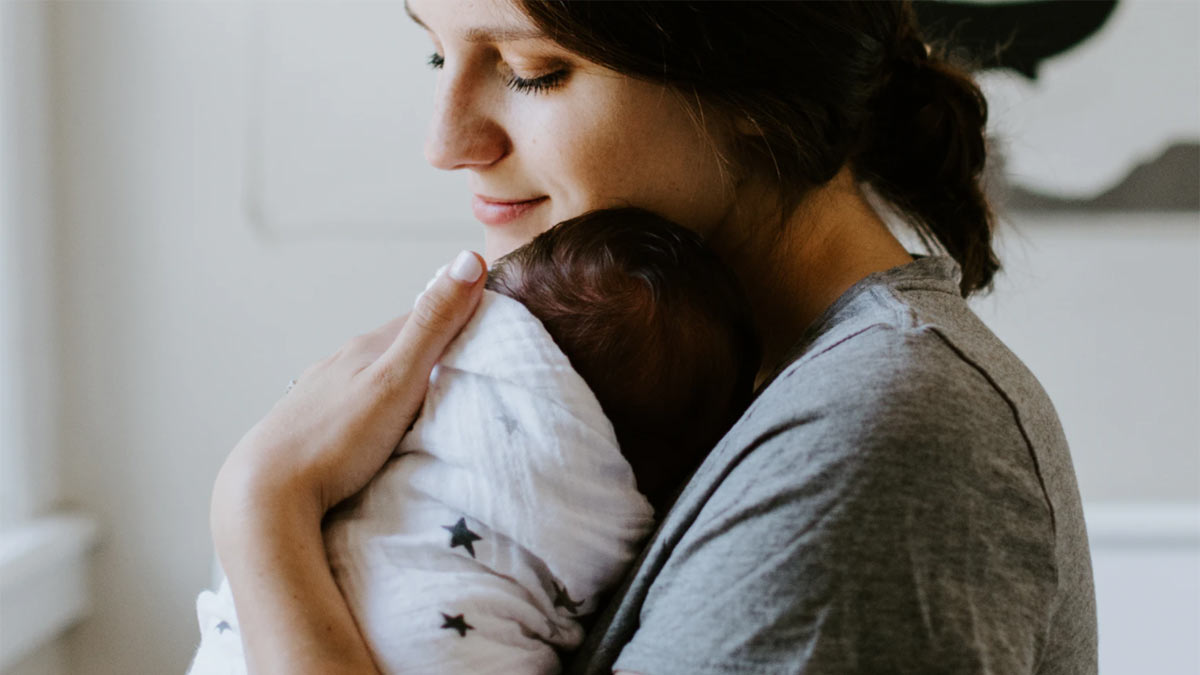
{"left": 215, "top": 620, "right": 232, "bottom": 634}
{"left": 442, "top": 517, "right": 483, "bottom": 558}
{"left": 496, "top": 414, "right": 520, "bottom": 436}
{"left": 440, "top": 612, "right": 474, "bottom": 637}
{"left": 552, "top": 581, "right": 583, "bottom": 614}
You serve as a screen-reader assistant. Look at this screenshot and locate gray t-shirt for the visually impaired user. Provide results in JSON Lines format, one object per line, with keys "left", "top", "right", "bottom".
{"left": 566, "top": 256, "right": 1097, "bottom": 674}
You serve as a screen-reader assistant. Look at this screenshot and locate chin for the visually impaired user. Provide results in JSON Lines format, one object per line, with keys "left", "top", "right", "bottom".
{"left": 484, "top": 224, "right": 548, "bottom": 264}
{"left": 483, "top": 235, "right": 523, "bottom": 266}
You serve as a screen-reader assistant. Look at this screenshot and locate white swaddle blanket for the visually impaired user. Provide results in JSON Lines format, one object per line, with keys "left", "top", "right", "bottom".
{"left": 190, "top": 289, "right": 655, "bottom": 674}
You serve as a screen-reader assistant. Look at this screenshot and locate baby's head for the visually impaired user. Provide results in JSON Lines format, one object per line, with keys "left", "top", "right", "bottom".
{"left": 486, "top": 208, "right": 761, "bottom": 511}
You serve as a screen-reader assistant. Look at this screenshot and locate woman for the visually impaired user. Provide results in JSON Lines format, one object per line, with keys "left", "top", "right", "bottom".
{"left": 211, "top": 1, "right": 1098, "bottom": 673}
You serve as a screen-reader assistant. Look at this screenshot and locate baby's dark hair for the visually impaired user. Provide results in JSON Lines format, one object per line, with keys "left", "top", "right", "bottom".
{"left": 485, "top": 208, "right": 761, "bottom": 511}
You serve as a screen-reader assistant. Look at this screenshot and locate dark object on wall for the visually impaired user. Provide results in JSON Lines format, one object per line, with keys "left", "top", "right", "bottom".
{"left": 914, "top": 0, "right": 1119, "bottom": 80}
{"left": 919, "top": 0, "right": 1199, "bottom": 213}
{"left": 999, "top": 142, "right": 1200, "bottom": 212}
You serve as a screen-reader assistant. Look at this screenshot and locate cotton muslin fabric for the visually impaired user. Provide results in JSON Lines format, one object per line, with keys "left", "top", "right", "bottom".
{"left": 191, "top": 290, "right": 654, "bottom": 675}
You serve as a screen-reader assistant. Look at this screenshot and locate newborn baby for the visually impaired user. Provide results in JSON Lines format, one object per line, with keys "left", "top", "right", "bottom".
{"left": 190, "top": 207, "right": 760, "bottom": 674}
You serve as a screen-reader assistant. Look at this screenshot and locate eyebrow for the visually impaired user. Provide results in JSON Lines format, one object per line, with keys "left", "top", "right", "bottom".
{"left": 404, "top": 0, "right": 546, "bottom": 43}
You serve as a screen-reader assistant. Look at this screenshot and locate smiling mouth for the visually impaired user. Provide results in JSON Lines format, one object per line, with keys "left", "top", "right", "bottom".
{"left": 471, "top": 195, "right": 549, "bottom": 226}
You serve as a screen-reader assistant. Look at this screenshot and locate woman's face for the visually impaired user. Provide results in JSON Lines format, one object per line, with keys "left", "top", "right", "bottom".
{"left": 407, "top": 0, "right": 739, "bottom": 262}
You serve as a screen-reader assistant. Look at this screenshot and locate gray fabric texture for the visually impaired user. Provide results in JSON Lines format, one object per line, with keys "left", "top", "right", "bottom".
{"left": 564, "top": 256, "right": 1097, "bottom": 675}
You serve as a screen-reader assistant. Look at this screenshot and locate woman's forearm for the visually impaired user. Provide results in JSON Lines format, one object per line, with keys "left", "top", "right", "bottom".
{"left": 213, "top": 481, "right": 380, "bottom": 675}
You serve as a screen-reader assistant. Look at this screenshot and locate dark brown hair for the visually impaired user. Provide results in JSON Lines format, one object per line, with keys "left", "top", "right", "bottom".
{"left": 486, "top": 208, "right": 760, "bottom": 510}
{"left": 518, "top": 1, "right": 999, "bottom": 296}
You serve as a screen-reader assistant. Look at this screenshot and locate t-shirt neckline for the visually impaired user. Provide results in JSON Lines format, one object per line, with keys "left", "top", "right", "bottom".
{"left": 752, "top": 255, "right": 962, "bottom": 396}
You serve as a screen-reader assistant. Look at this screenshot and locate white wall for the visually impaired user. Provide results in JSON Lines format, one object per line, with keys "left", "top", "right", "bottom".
{"left": 48, "top": 3, "right": 470, "bottom": 672}
{"left": 974, "top": 213, "right": 1199, "bottom": 503}
{"left": 11, "top": 2, "right": 1199, "bottom": 673}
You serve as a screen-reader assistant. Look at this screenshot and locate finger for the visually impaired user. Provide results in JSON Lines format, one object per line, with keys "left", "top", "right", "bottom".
{"left": 371, "top": 250, "right": 486, "bottom": 394}
{"left": 351, "top": 312, "right": 411, "bottom": 360}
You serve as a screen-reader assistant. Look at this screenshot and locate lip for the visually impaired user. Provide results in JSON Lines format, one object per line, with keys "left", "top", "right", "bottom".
{"left": 471, "top": 195, "right": 548, "bottom": 226}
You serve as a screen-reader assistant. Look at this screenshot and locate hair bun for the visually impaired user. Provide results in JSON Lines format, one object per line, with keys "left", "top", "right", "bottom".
{"left": 899, "top": 55, "right": 986, "bottom": 180}
{"left": 893, "top": 32, "right": 931, "bottom": 67}
{"left": 858, "top": 39, "right": 998, "bottom": 295}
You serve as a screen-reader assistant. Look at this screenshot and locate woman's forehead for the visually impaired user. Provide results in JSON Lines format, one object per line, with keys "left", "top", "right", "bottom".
{"left": 405, "top": 0, "right": 546, "bottom": 44}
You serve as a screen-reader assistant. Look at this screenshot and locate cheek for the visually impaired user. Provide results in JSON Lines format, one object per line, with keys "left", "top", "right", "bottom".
{"left": 502, "top": 71, "right": 737, "bottom": 240}
{"left": 548, "top": 88, "right": 733, "bottom": 234}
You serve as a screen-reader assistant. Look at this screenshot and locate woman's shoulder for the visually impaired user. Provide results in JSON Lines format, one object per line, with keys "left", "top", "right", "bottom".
{"left": 659, "top": 255, "right": 1072, "bottom": 597}
{"left": 718, "top": 254, "right": 1073, "bottom": 522}
{"left": 566, "top": 259, "right": 1096, "bottom": 675}
{"left": 754, "top": 255, "right": 1053, "bottom": 433}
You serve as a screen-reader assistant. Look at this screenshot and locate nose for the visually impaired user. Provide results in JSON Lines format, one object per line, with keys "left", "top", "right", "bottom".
{"left": 424, "top": 67, "right": 511, "bottom": 171}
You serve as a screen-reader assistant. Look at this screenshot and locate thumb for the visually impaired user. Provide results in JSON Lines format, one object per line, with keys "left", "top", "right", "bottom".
{"left": 375, "top": 250, "right": 486, "bottom": 390}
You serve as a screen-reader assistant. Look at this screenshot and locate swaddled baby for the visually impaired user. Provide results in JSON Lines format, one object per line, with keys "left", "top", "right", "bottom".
{"left": 190, "top": 207, "right": 760, "bottom": 674}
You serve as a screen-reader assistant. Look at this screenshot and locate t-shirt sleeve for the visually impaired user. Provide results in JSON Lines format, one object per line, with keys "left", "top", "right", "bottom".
{"left": 612, "top": 330, "right": 1060, "bottom": 675}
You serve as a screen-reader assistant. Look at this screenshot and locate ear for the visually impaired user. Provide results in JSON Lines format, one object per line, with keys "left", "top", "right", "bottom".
{"left": 733, "top": 114, "right": 766, "bottom": 138}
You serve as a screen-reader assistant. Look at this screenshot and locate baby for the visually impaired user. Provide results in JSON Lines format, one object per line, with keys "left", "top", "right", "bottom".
{"left": 190, "top": 207, "right": 760, "bottom": 674}
{"left": 483, "top": 208, "right": 761, "bottom": 511}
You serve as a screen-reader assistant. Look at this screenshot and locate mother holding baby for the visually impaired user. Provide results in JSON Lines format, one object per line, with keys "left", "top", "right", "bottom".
{"left": 210, "top": 1, "right": 1097, "bottom": 673}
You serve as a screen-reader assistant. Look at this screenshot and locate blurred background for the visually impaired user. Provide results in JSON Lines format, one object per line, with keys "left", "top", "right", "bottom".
{"left": 1, "top": 0, "right": 1196, "bottom": 673}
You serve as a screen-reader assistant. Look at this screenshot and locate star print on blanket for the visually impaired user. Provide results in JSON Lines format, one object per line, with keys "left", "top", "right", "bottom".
{"left": 442, "top": 517, "right": 483, "bottom": 558}
{"left": 552, "top": 581, "right": 583, "bottom": 615}
{"left": 496, "top": 413, "right": 520, "bottom": 436}
{"left": 440, "top": 613, "right": 474, "bottom": 637}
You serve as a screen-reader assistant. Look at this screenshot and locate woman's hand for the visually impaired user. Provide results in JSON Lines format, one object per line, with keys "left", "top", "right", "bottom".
{"left": 209, "top": 250, "right": 486, "bottom": 674}
{"left": 214, "top": 250, "right": 486, "bottom": 519}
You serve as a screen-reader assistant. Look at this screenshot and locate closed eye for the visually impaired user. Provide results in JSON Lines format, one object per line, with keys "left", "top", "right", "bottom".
{"left": 505, "top": 69, "right": 569, "bottom": 94}
{"left": 426, "top": 51, "right": 568, "bottom": 95}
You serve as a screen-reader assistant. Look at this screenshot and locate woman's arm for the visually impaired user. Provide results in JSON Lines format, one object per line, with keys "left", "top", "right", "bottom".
{"left": 210, "top": 252, "right": 486, "bottom": 674}
{"left": 213, "top": 482, "right": 376, "bottom": 674}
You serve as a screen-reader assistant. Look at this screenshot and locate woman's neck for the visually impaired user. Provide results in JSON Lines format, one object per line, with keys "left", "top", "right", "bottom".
{"left": 710, "top": 167, "right": 914, "bottom": 388}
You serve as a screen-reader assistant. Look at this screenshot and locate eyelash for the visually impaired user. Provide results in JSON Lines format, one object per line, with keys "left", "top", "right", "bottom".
{"left": 426, "top": 52, "right": 568, "bottom": 95}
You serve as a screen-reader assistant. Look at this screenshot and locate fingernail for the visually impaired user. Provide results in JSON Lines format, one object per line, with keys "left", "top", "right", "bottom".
{"left": 448, "top": 250, "right": 482, "bottom": 283}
